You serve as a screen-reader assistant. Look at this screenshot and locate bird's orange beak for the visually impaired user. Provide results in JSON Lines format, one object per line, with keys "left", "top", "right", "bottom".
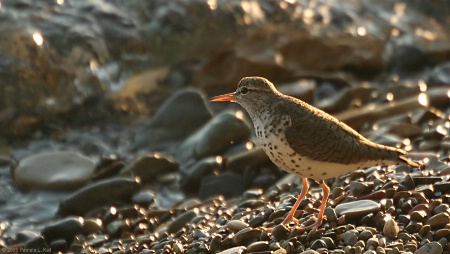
{"left": 209, "top": 92, "right": 236, "bottom": 102}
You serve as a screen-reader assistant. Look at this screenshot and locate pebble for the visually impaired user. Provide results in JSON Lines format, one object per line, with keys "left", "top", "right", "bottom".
{"left": 133, "top": 88, "right": 213, "bottom": 150}
{"left": 198, "top": 172, "right": 245, "bottom": 199}
{"left": 12, "top": 151, "right": 96, "bottom": 190}
{"left": 179, "top": 156, "right": 222, "bottom": 192}
{"left": 247, "top": 241, "right": 269, "bottom": 252}
{"left": 120, "top": 153, "right": 178, "bottom": 183}
{"left": 414, "top": 241, "right": 443, "bottom": 254}
{"left": 425, "top": 213, "right": 450, "bottom": 228}
{"left": 41, "top": 217, "right": 83, "bottom": 244}
{"left": 58, "top": 177, "right": 141, "bottom": 216}
{"left": 177, "top": 110, "right": 251, "bottom": 164}
{"left": 233, "top": 228, "right": 262, "bottom": 245}
{"left": 383, "top": 218, "right": 399, "bottom": 239}
{"left": 335, "top": 200, "right": 381, "bottom": 218}
{"left": 217, "top": 246, "right": 247, "bottom": 254}
{"left": 343, "top": 229, "right": 359, "bottom": 246}
{"left": 167, "top": 210, "right": 198, "bottom": 234}
{"left": 226, "top": 220, "right": 249, "bottom": 232}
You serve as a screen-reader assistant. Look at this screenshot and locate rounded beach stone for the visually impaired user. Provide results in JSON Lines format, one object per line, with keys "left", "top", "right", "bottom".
{"left": 13, "top": 151, "right": 96, "bottom": 190}
{"left": 335, "top": 200, "right": 381, "bottom": 218}
{"left": 58, "top": 177, "right": 141, "bottom": 216}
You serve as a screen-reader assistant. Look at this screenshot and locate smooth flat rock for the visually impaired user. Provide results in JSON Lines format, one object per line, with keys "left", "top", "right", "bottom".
{"left": 13, "top": 151, "right": 96, "bottom": 190}
{"left": 58, "top": 177, "right": 141, "bottom": 216}
{"left": 335, "top": 200, "right": 381, "bottom": 218}
{"left": 120, "top": 153, "right": 178, "bottom": 183}
{"left": 177, "top": 110, "right": 251, "bottom": 164}
{"left": 414, "top": 241, "right": 443, "bottom": 254}
{"left": 134, "top": 88, "right": 213, "bottom": 151}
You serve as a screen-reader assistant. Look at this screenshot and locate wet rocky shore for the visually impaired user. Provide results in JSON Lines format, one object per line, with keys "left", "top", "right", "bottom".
{"left": 0, "top": 0, "right": 450, "bottom": 254}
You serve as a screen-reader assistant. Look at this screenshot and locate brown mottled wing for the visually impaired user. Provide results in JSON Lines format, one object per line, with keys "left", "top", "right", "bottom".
{"left": 281, "top": 98, "right": 404, "bottom": 165}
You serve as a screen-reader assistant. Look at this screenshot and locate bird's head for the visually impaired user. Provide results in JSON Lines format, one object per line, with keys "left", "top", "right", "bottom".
{"left": 210, "top": 77, "right": 279, "bottom": 111}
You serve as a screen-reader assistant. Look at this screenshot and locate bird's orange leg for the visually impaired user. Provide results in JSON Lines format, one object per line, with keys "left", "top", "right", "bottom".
{"left": 295, "top": 180, "right": 330, "bottom": 232}
{"left": 281, "top": 177, "right": 309, "bottom": 225}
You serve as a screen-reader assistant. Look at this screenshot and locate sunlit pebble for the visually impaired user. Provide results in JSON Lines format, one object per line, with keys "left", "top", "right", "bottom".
{"left": 303, "top": 8, "right": 314, "bottom": 24}
{"left": 245, "top": 141, "right": 254, "bottom": 150}
{"left": 418, "top": 93, "right": 429, "bottom": 106}
{"left": 437, "top": 125, "right": 448, "bottom": 136}
{"left": 423, "top": 158, "right": 430, "bottom": 164}
{"left": 402, "top": 138, "right": 411, "bottom": 146}
{"left": 206, "top": 0, "right": 217, "bottom": 10}
{"left": 418, "top": 80, "right": 428, "bottom": 92}
{"left": 357, "top": 26, "right": 367, "bottom": 36}
{"left": 372, "top": 123, "right": 379, "bottom": 131}
{"left": 386, "top": 92, "right": 394, "bottom": 102}
{"left": 95, "top": 218, "right": 102, "bottom": 226}
{"left": 404, "top": 145, "right": 412, "bottom": 152}
{"left": 445, "top": 121, "right": 450, "bottom": 128}
{"left": 391, "top": 28, "right": 400, "bottom": 37}
{"left": 110, "top": 206, "right": 117, "bottom": 215}
{"left": 447, "top": 89, "right": 450, "bottom": 98}
{"left": 214, "top": 156, "right": 222, "bottom": 164}
{"left": 135, "top": 176, "right": 141, "bottom": 184}
{"left": 32, "top": 32, "right": 44, "bottom": 46}
{"left": 415, "top": 28, "right": 437, "bottom": 41}
{"left": 235, "top": 110, "right": 244, "bottom": 120}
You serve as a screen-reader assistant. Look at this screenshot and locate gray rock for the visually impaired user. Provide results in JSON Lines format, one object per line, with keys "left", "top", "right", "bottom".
{"left": 12, "top": 151, "right": 96, "bottom": 190}
{"left": 198, "top": 172, "right": 245, "bottom": 199}
{"left": 167, "top": 210, "right": 198, "bottom": 234}
{"left": 134, "top": 88, "right": 213, "bottom": 151}
{"left": 343, "top": 229, "right": 359, "bottom": 246}
{"left": 414, "top": 241, "right": 443, "bottom": 254}
{"left": 180, "top": 156, "right": 223, "bottom": 192}
{"left": 335, "top": 200, "right": 381, "bottom": 218}
{"left": 177, "top": 110, "right": 251, "bottom": 164}
{"left": 41, "top": 217, "right": 82, "bottom": 244}
{"left": 58, "top": 177, "right": 140, "bottom": 216}
{"left": 120, "top": 153, "right": 178, "bottom": 183}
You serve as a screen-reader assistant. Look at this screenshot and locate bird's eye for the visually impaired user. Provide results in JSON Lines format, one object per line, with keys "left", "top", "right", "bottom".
{"left": 240, "top": 87, "right": 249, "bottom": 95}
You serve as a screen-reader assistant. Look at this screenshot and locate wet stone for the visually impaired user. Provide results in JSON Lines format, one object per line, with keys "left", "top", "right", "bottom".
{"left": 134, "top": 88, "right": 213, "bottom": 151}
{"left": 132, "top": 189, "right": 154, "bottom": 206}
{"left": 180, "top": 156, "right": 222, "bottom": 192}
{"left": 167, "top": 210, "right": 198, "bottom": 234}
{"left": 58, "top": 177, "right": 141, "bottom": 216}
{"left": 198, "top": 172, "right": 245, "bottom": 199}
{"left": 12, "top": 151, "right": 96, "bottom": 190}
{"left": 335, "top": 200, "right": 381, "bottom": 218}
{"left": 49, "top": 239, "right": 69, "bottom": 253}
{"left": 41, "top": 217, "right": 83, "bottom": 245}
{"left": 233, "top": 228, "right": 262, "bottom": 246}
{"left": 247, "top": 241, "right": 269, "bottom": 252}
{"left": 24, "top": 236, "right": 49, "bottom": 251}
{"left": 120, "top": 154, "right": 178, "bottom": 183}
{"left": 82, "top": 219, "right": 103, "bottom": 235}
{"left": 177, "top": 110, "right": 251, "bottom": 164}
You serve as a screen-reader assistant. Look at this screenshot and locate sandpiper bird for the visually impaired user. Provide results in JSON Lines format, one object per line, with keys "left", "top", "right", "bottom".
{"left": 210, "top": 76, "right": 420, "bottom": 231}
